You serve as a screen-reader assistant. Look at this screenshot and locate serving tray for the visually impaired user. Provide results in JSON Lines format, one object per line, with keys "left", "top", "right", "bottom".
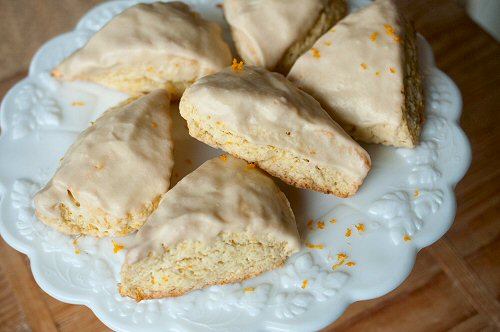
{"left": 0, "top": 1, "right": 471, "bottom": 331}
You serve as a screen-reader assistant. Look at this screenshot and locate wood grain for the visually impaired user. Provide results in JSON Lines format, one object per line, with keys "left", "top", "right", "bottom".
{"left": 428, "top": 239, "right": 500, "bottom": 326}
{"left": 0, "top": 239, "right": 58, "bottom": 332}
{"left": 0, "top": 0, "right": 499, "bottom": 331}
{"left": 0, "top": 0, "right": 102, "bottom": 81}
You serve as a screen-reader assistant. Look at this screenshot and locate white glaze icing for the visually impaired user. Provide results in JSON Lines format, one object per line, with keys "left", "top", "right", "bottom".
{"left": 55, "top": 2, "right": 232, "bottom": 82}
{"left": 223, "top": 0, "right": 324, "bottom": 69}
{"left": 288, "top": 0, "right": 406, "bottom": 139}
{"left": 180, "top": 65, "right": 370, "bottom": 180}
{"left": 126, "top": 156, "right": 300, "bottom": 264}
{"left": 34, "top": 90, "right": 174, "bottom": 221}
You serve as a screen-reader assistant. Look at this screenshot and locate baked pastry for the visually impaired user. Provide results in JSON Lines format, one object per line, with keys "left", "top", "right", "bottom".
{"left": 288, "top": 0, "right": 424, "bottom": 148}
{"left": 52, "top": 2, "right": 232, "bottom": 100}
{"left": 223, "top": 0, "right": 347, "bottom": 74}
{"left": 179, "top": 65, "right": 370, "bottom": 197}
{"left": 34, "top": 90, "right": 174, "bottom": 237}
{"left": 119, "top": 155, "right": 300, "bottom": 300}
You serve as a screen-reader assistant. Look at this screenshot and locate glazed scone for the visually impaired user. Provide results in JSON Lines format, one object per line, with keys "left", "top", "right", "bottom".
{"left": 52, "top": 2, "right": 232, "bottom": 100}
{"left": 224, "top": 0, "right": 347, "bottom": 74}
{"left": 179, "top": 65, "right": 370, "bottom": 197}
{"left": 120, "top": 156, "right": 300, "bottom": 300}
{"left": 288, "top": 0, "right": 424, "bottom": 148}
{"left": 34, "top": 90, "right": 174, "bottom": 237}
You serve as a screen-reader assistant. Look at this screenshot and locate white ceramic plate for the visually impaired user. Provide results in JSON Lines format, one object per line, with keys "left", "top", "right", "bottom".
{"left": 0, "top": 1, "right": 471, "bottom": 331}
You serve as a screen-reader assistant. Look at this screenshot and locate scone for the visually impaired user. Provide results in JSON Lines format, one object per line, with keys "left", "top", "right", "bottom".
{"left": 179, "top": 65, "right": 370, "bottom": 197}
{"left": 288, "top": 0, "right": 424, "bottom": 148}
{"left": 119, "top": 156, "right": 300, "bottom": 300}
{"left": 34, "top": 90, "right": 174, "bottom": 237}
{"left": 52, "top": 2, "right": 232, "bottom": 100}
{"left": 224, "top": 0, "right": 347, "bottom": 75}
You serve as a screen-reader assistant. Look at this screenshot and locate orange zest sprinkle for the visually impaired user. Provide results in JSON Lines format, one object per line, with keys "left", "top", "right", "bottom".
{"left": 384, "top": 24, "right": 395, "bottom": 35}
{"left": 355, "top": 223, "right": 366, "bottom": 233}
{"left": 71, "top": 101, "right": 85, "bottom": 107}
{"left": 301, "top": 279, "right": 308, "bottom": 289}
{"left": 332, "top": 259, "right": 345, "bottom": 270}
{"left": 370, "top": 31, "right": 378, "bottom": 42}
{"left": 376, "top": 71, "right": 380, "bottom": 76}
{"left": 227, "top": 141, "right": 233, "bottom": 145}
{"left": 151, "top": 121, "right": 158, "bottom": 128}
{"left": 415, "top": 190, "right": 420, "bottom": 197}
{"left": 361, "top": 63, "right": 367, "bottom": 70}
{"left": 151, "top": 275, "right": 155, "bottom": 284}
{"left": 73, "top": 237, "right": 81, "bottom": 255}
{"left": 67, "top": 189, "right": 80, "bottom": 207}
{"left": 305, "top": 243, "right": 324, "bottom": 250}
{"left": 345, "top": 228, "right": 352, "bottom": 237}
{"left": 244, "top": 287, "right": 255, "bottom": 292}
{"left": 404, "top": 235, "right": 412, "bottom": 242}
{"left": 307, "top": 219, "right": 314, "bottom": 230}
{"left": 394, "top": 36, "right": 401, "bottom": 43}
{"left": 112, "top": 240, "right": 124, "bottom": 253}
{"left": 324, "top": 42, "right": 332, "bottom": 46}
{"left": 185, "top": 159, "right": 192, "bottom": 165}
{"left": 219, "top": 155, "right": 228, "bottom": 162}
{"left": 231, "top": 58, "right": 244, "bottom": 71}
{"left": 246, "top": 162, "right": 257, "bottom": 169}
{"left": 311, "top": 47, "right": 320, "bottom": 58}
{"left": 135, "top": 289, "right": 144, "bottom": 301}
{"left": 162, "top": 276, "right": 169, "bottom": 282}
{"left": 346, "top": 261, "right": 356, "bottom": 267}
{"left": 337, "top": 253, "right": 348, "bottom": 260}
{"left": 390, "top": 67, "right": 396, "bottom": 74}
{"left": 317, "top": 221, "right": 325, "bottom": 230}
{"left": 330, "top": 28, "right": 336, "bottom": 33}
{"left": 329, "top": 219, "right": 337, "bottom": 224}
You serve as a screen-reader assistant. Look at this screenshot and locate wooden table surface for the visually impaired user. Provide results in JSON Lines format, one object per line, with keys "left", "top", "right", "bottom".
{"left": 0, "top": 1, "right": 499, "bottom": 331}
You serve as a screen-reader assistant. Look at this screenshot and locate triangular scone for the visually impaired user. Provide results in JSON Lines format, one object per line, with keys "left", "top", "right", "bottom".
{"left": 180, "top": 65, "right": 370, "bottom": 197}
{"left": 52, "top": 2, "right": 232, "bottom": 100}
{"left": 34, "top": 90, "right": 174, "bottom": 237}
{"left": 288, "top": 0, "right": 424, "bottom": 148}
{"left": 120, "top": 156, "right": 300, "bottom": 300}
{"left": 224, "top": 0, "right": 346, "bottom": 74}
